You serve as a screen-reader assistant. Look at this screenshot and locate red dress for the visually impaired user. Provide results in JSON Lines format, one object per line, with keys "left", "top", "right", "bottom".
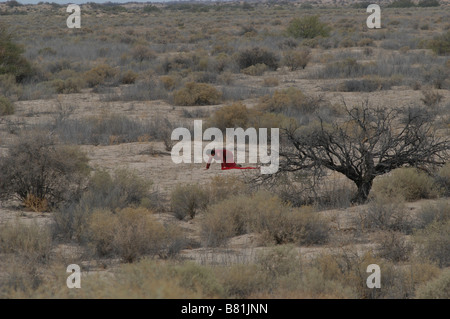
{"left": 206, "top": 149, "right": 259, "bottom": 170}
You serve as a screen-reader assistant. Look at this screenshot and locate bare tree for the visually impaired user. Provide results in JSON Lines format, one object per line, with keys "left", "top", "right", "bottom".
{"left": 278, "top": 102, "right": 449, "bottom": 203}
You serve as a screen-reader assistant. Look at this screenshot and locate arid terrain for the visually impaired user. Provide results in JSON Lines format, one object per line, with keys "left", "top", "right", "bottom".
{"left": 0, "top": 0, "right": 449, "bottom": 299}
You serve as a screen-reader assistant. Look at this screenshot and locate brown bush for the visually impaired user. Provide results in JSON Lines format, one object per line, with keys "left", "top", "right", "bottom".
{"left": 88, "top": 207, "right": 183, "bottom": 262}
{"left": 237, "top": 47, "right": 279, "bottom": 71}
{"left": 170, "top": 184, "right": 209, "bottom": 220}
{"left": 0, "top": 94, "right": 14, "bottom": 115}
{"left": 282, "top": 49, "right": 311, "bottom": 71}
{"left": 120, "top": 70, "right": 138, "bottom": 84}
{"left": 372, "top": 168, "right": 438, "bottom": 202}
{"left": 84, "top": 64, "right": 117, "bottom": 88}
{"left": 207, "top": 102, "right": 252, "bottom": 131}
{"left": 0, "top": 131, "right": 90, "bottom": 209}
{"left": 173, "top": 82, "right": 221, "bottom": 106}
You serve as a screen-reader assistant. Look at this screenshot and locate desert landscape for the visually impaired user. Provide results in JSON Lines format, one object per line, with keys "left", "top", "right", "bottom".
{"left": 0, "top": 0, "right": 449, "bottom": 299}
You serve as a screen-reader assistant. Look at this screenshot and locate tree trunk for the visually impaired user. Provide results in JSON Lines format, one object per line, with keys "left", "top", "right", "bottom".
{"left": 352, "top": 179, "right": 373, "bottom": 204}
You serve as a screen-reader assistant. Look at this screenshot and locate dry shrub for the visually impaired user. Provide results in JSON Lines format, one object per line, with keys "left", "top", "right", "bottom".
{"left": 170, "top": 184, "right": 209, "bottom": 220}
{"left": 221, "top": 264, "right": 267, "bottom": 298}
{"left": 416, "top": 268, "right": 450, "bottom": 298}
{"left": 160, "top": 75, "right": 178, "bottom": 90}
{"left": 83, "top": 169, "right": 155, "bottom": 211}
{"left": 262, "top": 77, "right": 279, "bottom": 87}
{"left": 84, "top": 64, "right": 117, "bottom": 88}
{"left": 360, "top": 195, "right": 412, "bottom": 233}
{"left": 372, "top": 168, "right": 438, "bottom": 202}
{"left": 0, "top": 220, "right": 52, "bottom": 262}
{"left": 416, "top": 200, "right": 450, "bottom": 229}
{"left": 237, "top": 47, "right": 279, "bottom": 71}
{"left": 434, "top": 162, "right": 450, "bottom": 196}
{"left": 241, "top": 63, "right": 267, "bottom": 76}
{"left": 173, "top": 82, "right": 221, "bottom": 106}
{"left": 414, "top": 219, "right": 450, "bottom": 267}
{"left": 257, "top": 87, "right": 314, "bottom": 115}
{"left": 207, "top": 102, "right": 252, "bottom": 131}
{"left": 0, "top": 94, "right": 14, "bottom": 115}
{"left": 201, "top": 191, "right": 329, "bottom": 247}
{"left": 375, "top": 231, "right": 413, "bottom": 262}
{"left": 0, "top": 131, "right": 90, "bottom": 209}
{"left": 131, "top": 45, "right": 156, "bottom": 63}
{"left": 24, "top": 194, "right": 49, "bottom": 213}
{"left": 421, "top": 89, "right": 442, "bottom": 108}
{"left": 207, "top": 175, "right": 250, "bottom": 204}
{"left": 52, "top": 77, "right": 85, "bottom": 93}
{"left": 120, "top": 70, "right": 138, "bottom": 84}
{"left": 88, "top": 207, "right": 183, "bottom": 262}
{"left": 282, "top": 49, "right": 311, "bottom": 71}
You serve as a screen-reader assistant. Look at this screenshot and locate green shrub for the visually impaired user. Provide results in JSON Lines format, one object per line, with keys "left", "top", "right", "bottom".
{"left": 170, "top": 184, "right": 209, "bottom": 220}
{"left": 282, "top": 49, "right": 311, "bottom": 71}
{"left": 416, "top": 269, "right": 450, "bottom": 298}
{"left": 173, "top": 82, "right": 221, "bottom": 106}
{"left": 372, "top": 168, "right": 438, "bottom": 201}
{"left": 237, "top": 47, "right": 279, "bottom": 71}
{"left": 286, "top": 15, "right": 330, "bottom": 39}
{"left": 0, "top": 94, "right": 14, "bottom": 115}
{"left": 417, "top": 0, "right": 440, "bottom": 6}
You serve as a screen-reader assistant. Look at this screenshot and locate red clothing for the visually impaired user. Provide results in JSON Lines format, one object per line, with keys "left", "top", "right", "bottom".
{"left": 206, "top": 149, "right": 238, "bottom": 170}
{"left": 206, "top": 149, "right": 259, "bottom": 170}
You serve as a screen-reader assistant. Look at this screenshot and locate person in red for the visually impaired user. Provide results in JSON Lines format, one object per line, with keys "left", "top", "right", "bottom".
{"left": 205, "top": 148, "right": 259, "bottom": 170}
